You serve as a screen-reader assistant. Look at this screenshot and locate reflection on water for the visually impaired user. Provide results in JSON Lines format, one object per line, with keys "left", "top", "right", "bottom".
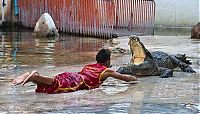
{"left": 45, "top": 102, "right": 131, "bottom": 114}
{"left": 0, "top": 32, "right": 107, "bottom": 68}
{"left": 141, "top": 103, "right": 199, "bottom": 114}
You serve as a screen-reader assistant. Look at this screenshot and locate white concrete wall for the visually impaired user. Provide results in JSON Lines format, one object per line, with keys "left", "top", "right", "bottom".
{"left": 155, "top": 0, "right": 200, "bottom": 27}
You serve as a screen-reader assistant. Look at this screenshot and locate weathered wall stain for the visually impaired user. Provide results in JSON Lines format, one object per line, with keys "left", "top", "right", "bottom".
{"left": 155, "top": 0, "right": 199, "bottom": 27}
{"left": 17, "top": 0, "right": 155, "bottom": 38}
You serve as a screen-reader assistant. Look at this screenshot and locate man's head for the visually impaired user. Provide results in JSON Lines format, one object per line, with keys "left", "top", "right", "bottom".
{"left": 96, "top": 49, "right": 111, "bottom": 67}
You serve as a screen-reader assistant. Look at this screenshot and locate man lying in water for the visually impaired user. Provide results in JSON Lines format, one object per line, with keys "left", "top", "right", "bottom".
{"left": 13, "top": 49, "right": 137, "bottom": 94}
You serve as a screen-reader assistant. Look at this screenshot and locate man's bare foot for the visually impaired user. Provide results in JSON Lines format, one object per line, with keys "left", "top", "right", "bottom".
{"left": 22, "top": 70, "right": 39, "bottom": 86}
{"left": 12, "top": 72, "right": 30, "bottom": 85}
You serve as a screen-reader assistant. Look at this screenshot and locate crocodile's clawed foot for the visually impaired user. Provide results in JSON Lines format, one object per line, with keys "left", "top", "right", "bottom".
{"left": 182, "top": 67, "right": 196, "bottom": 73}
{"left": 180, "top": 63, "right": 196, "bottom": 73}
{"left": 160, "top": 69, "right": 173, "bottom": 78}
{"left": 116, "top": 67, "right": 132, "bottom": 74}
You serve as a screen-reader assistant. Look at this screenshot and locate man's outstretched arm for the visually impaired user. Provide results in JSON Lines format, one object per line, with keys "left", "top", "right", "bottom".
{"left": 102, "top": 69, "right": 138, "bottom": 82}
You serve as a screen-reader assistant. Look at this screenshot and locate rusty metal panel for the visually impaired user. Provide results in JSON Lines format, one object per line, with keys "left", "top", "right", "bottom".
{"left": 17, "top": 0, "right": 155, "bottom": 38}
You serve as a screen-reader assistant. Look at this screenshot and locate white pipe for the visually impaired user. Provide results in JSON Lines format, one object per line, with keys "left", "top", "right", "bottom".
{"left": 199, "top": 0, "right": 200, "bottom": 21}
{"left": 1, "top": 0, "right": 5, "bottom": 22}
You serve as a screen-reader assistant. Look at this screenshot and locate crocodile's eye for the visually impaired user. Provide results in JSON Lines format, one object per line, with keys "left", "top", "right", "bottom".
{"left": 134, "top": 38, "right": 138, "bottom": 41}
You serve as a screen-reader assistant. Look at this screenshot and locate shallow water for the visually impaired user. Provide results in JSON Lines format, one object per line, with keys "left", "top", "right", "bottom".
{"left": 0, "top": 30, "right": 199, "bottom": 113}
{"left": 0, "top": 31, "right": 109, "bottom": 78}
{"left": 0, "top": 32, "right": 107, "bottom": 66}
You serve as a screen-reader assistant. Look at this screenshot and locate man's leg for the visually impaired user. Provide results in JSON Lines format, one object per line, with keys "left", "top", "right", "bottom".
{"left": 13, "top": 72, "right": 31, "bottom": 85}
{"left": 13, "top": 70, "right": 54, "bottom": 86}
{"left": 22, "top": 70, "right": 54, "bottom": 86}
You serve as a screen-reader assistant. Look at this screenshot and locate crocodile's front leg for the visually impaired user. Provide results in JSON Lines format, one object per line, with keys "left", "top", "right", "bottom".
{"left": 116, "top": 66, "right": 132, "bottom": 74}
{"left": 170, "top": 55, "right": 196, "bottom": 73}
{"left": 158, "top": 67, "right": 173, "bottom": 78}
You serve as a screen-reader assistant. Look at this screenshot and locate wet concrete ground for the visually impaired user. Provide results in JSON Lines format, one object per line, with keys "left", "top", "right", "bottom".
{"left": 0, "top": 35, "right": 200, "bottom": 113}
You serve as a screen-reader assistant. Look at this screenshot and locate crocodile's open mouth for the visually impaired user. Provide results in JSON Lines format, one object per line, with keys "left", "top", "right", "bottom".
{"left": 128, "top": 35, "right": 146, "bottom": 65}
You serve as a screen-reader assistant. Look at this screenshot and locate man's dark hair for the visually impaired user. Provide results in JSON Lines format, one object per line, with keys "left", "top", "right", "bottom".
{"left": 96, "top": 49, "right": 111, "bottom": 63}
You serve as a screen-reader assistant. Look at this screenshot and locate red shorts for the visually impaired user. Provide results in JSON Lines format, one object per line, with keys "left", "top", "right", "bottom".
{"left": 35, "top": 72, "right": 84, "bottom": 94}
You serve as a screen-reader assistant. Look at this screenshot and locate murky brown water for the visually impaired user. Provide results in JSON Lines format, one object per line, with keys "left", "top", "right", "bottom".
{"left": 0, "top": 30, "right": 199, "bottom": 113}
{"left": 0, "top": 31, "right": 110, "bottom": 78}
{"left": 0, "top": 32, "right": 107, "bottom": 66}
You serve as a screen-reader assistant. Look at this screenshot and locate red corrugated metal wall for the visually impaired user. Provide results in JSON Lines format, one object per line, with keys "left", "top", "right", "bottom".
{"left": 17, "top": 0, "right": 155, "bottom": 38}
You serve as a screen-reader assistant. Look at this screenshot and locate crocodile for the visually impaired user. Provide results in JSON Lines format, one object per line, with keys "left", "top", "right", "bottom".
{"left": 117, "top": 35, "right": 196, "bottom": 78}
{"left": 191, "top": 22, "right": 200, "bottom": 39}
